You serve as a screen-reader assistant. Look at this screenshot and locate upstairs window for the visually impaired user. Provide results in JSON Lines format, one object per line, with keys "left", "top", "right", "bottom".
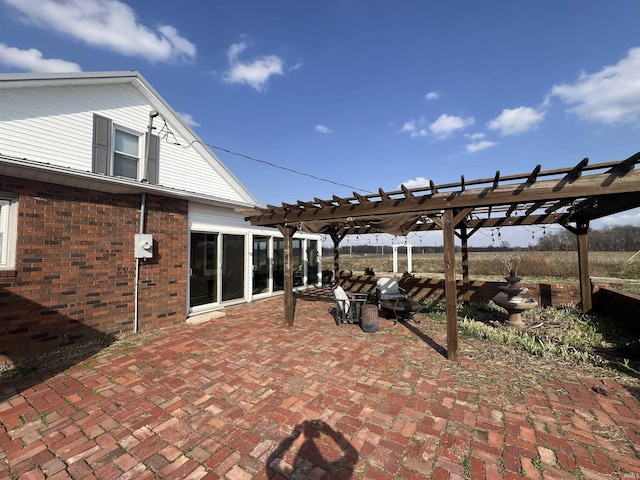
{"left": 92, "top": 114, "right": 159, "bottom": 184}
{"left": 113, "top": 128, "right": 140, "bottom": 179}
{"left": 0, "top": 197, "right": 17, "bottom": 269}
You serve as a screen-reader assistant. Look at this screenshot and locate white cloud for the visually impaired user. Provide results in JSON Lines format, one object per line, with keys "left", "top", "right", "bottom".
{"left": 428, "top": 114, "right": 474, "bottom": 139}
{"left": 464, "top": 132, "right": 498, "bottom": 153}
{"left": 487, "top": 106, "right": 546, "bottom": 136}
{"left": 288, "top": 62, "right": 303, "bottom": 72}
{"left": 4, "top": 0, "right": 196, "bottom": 62}
{"left": 466, "top": 139, "right": 498, "bottom": 153}
{"left": 399, "top": 177, "right": 430, "bottom": 189}
{"left": 0, "top": 43, "right": 81, "bottom": 72}
{"left": 550, "top": 47, "right": 640, "bottom": 124}
{"left": 223, "top": 41, "right": 284, "bottom": 92}
{"left": 465, "top": 132, "right": 486, "bottom": 141}
{"left": 157, "top": 25, "right": 196, "bottom": 59}
{"left": 178, "top": 112, "right": 200, "bottom": 128}
{"left": 399, "top": 118, "right": 427, "bottom": 138}
{"left": 400, "top": 120, "right": 417, "bottom": 133}
{"left": 315, "top": 124, "right": 333, "bottom": 134}
{"left": 424, "top": 91, "right": 439, "bottom": 101}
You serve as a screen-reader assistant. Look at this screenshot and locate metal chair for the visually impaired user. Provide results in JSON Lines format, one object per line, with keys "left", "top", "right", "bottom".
{"left": 376, "top": 276, "right": 421, "bottom": 324}
{"left": 333, "top": 285, "right": 368, "bottom": 324}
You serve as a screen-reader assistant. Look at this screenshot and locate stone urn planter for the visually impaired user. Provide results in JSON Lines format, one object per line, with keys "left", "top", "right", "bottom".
{"left": 492, "top": 270, "right": 538, "bottom": 327}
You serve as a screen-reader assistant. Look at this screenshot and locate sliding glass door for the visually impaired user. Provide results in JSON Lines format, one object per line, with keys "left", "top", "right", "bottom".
{"left": 190, "top": 231, "right": 320, "bottom": 310}
{"left": 222, "top": 234, "right": 245, "bottom": 302}
{"left": 253, "top": 236, "right": 270, "bottom": 295}
{"left": 189, "top": 233, "right": 218, "bottom": 307}
{"left": 273, "top": 237, "right": 284, "bottom": 292}
{"left": 190, "top": 232, "right": 246, "bottom": 310}
{"left": 308, "top": 240, "right": 319, "bottom": 285}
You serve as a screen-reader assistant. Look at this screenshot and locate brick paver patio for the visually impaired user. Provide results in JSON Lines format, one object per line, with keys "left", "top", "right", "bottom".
{"left": 1, "top": 292, "right": 639, "bottom": 479}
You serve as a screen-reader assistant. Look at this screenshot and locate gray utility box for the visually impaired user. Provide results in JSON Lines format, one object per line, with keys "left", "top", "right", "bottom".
{"left": 134, "top": 233, "right": 154, "bottom": 259}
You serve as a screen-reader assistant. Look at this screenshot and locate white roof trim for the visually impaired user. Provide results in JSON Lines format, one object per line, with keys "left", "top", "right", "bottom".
{"left": 0, "top": 70, "right": 262, "bottom": 207}
{"left": 0, "top": 153, "right": 254, "bottom": 209}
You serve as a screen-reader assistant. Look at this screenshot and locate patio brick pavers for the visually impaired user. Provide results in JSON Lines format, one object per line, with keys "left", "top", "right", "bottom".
{"left": 1, "top": 292, "right": 639, "bottom": 479}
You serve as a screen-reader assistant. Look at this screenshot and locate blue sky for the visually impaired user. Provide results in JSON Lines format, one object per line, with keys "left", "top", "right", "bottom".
{"left": 1, "top": 0, "right": 640, "bottom": 247}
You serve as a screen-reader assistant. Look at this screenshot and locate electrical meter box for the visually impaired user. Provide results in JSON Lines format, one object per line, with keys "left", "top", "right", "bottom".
{"left": 134, "top": 233, "right": 154, "bottom": 259}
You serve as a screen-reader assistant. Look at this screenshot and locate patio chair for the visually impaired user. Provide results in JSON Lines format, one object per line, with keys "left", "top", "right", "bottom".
{"left": 376, "top": 276, "right": 421, "bottom": 324}
{"left": 333, "top": 285, "right": 368, "bottom": 325}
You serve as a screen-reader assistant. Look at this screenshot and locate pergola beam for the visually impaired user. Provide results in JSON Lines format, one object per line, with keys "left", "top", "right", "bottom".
{"left": 249, "top": 169, "right": 640, "bottom": 226}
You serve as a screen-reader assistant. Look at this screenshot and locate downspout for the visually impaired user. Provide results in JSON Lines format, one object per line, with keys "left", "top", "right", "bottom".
{"left": 134, "top": 192, "right": 147, "bottom": 333}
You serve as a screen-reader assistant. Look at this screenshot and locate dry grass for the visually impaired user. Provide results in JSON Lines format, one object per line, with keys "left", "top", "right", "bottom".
{"left": 418, "top": 300, "right": 640, "bottom": 378}
{"left": 329, "top": 251, "right": 640, "bottom": 294}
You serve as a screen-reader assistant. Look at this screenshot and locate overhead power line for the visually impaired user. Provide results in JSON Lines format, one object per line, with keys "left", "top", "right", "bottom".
{"left": 154, "top": 114, "right": 372, "bottom": 194}
{"left": 207, "top": 143, "right": 373, "bottom": 194}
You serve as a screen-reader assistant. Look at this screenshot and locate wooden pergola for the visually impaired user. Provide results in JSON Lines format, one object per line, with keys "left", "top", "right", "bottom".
{"left": 246, "top": 151, "right": 640, "bottom": 361}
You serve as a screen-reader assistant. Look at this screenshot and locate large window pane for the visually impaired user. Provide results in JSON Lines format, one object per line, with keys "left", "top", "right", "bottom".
{"left": 222, "top": 234, "right": 245, "bottom": 301}
{"left": 190, "top": 233, "right": 217, "bottom": 307}
{"left": 113, "top": 129, "right": 139, "bottom": 179}
{"left": 253, "top": 236, "right": 269, "bottom": 294}
{"left": 113, "top": 153, "right": 138, "bottom": 179}
{"left": 308, "top": 240, "right": 319, "bottom": 284}
{"left": 293, "top": 238, "right": 303, "bottom": 286}
{"left": 273, "top": 237, "right": 284, "bottom": 291}
{"left": 114, "top": 130, "right": 139, "bottom": 156}
{"left": 0, "top": 199, "right": 16, "bottom": 268}
{"left": 0, "top": 200, "right": 8, "bottom": 266}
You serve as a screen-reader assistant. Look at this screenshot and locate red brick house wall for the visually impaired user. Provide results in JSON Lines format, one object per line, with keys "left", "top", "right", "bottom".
{"left": 0, "top": 176, "right": 188, "bottom": 363}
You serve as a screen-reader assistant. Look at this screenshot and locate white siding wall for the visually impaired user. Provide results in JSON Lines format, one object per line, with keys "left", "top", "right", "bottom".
{"left": 0, "top": 84, "right": 246, "bottom": 203}
{"left": 190, "top": 202, "right": 275, "bottom": 234}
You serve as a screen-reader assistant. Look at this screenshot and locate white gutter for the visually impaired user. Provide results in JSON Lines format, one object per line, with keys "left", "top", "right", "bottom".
{"left": 0, "top": 153, "right": 259, "bottom": 209}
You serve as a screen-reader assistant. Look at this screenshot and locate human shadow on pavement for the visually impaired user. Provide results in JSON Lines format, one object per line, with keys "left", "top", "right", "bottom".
{"left": 266, "top": 419, "right": 359, "bottom": 479}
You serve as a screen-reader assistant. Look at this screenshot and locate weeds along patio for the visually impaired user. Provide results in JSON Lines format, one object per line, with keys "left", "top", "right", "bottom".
{"left": 1, "top": 294, "right": 639, "bottom": 479}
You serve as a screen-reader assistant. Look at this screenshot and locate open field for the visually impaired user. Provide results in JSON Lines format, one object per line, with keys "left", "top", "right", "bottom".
{"left": 326, "top": 251, "right": 640, "bottom": 294}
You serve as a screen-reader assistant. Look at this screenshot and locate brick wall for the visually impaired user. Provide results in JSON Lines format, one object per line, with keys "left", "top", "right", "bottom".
{"left": 0, "top": 177, "right": 188, "bottom": 363}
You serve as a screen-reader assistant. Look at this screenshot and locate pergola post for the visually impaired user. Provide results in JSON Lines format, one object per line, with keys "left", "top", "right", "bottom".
{"left": 460, "top": 225, "right": 470, "bottom": 306}
{"left": 563, "top": 221, "right": 592, "bottom": 314}
{"left": 330, "top": 232, "right": 345, "bottom": 285}
{"left": 576, "top": 222, "right": 592, "bottom": 313}
{"left": 443, "top": 209, "right": 459, "bottom": 361}
{"left": 279, "top": 225, "right": 296, "bottom": 326}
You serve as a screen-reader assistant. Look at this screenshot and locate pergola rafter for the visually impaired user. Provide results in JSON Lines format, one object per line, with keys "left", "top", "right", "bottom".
{"left": 245, "top": 151, "right": 640, "bottom": 361}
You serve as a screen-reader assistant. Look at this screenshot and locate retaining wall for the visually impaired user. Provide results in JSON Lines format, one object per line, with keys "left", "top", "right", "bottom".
{"left": 338, "top": 273, "right": 628, "bottom": 309}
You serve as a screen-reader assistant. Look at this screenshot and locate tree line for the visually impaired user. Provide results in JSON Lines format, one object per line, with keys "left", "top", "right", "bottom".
{"left": 532, "top": 225, "right": 640, "bottom": 252}
{"left": 323, "top": 225, "right": 640, "bottom": 254}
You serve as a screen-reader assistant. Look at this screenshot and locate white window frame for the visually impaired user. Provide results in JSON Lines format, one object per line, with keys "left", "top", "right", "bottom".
{"left": 112, "top": 125, "right": 143, "bottom": 180}
{"left": 0, "top": 197, "right": 18, "bottom": 269}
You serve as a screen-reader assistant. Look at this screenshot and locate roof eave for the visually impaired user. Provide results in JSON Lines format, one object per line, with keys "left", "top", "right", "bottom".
{"left": 0, "top": 154, "right": 256, "bottom": 210}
